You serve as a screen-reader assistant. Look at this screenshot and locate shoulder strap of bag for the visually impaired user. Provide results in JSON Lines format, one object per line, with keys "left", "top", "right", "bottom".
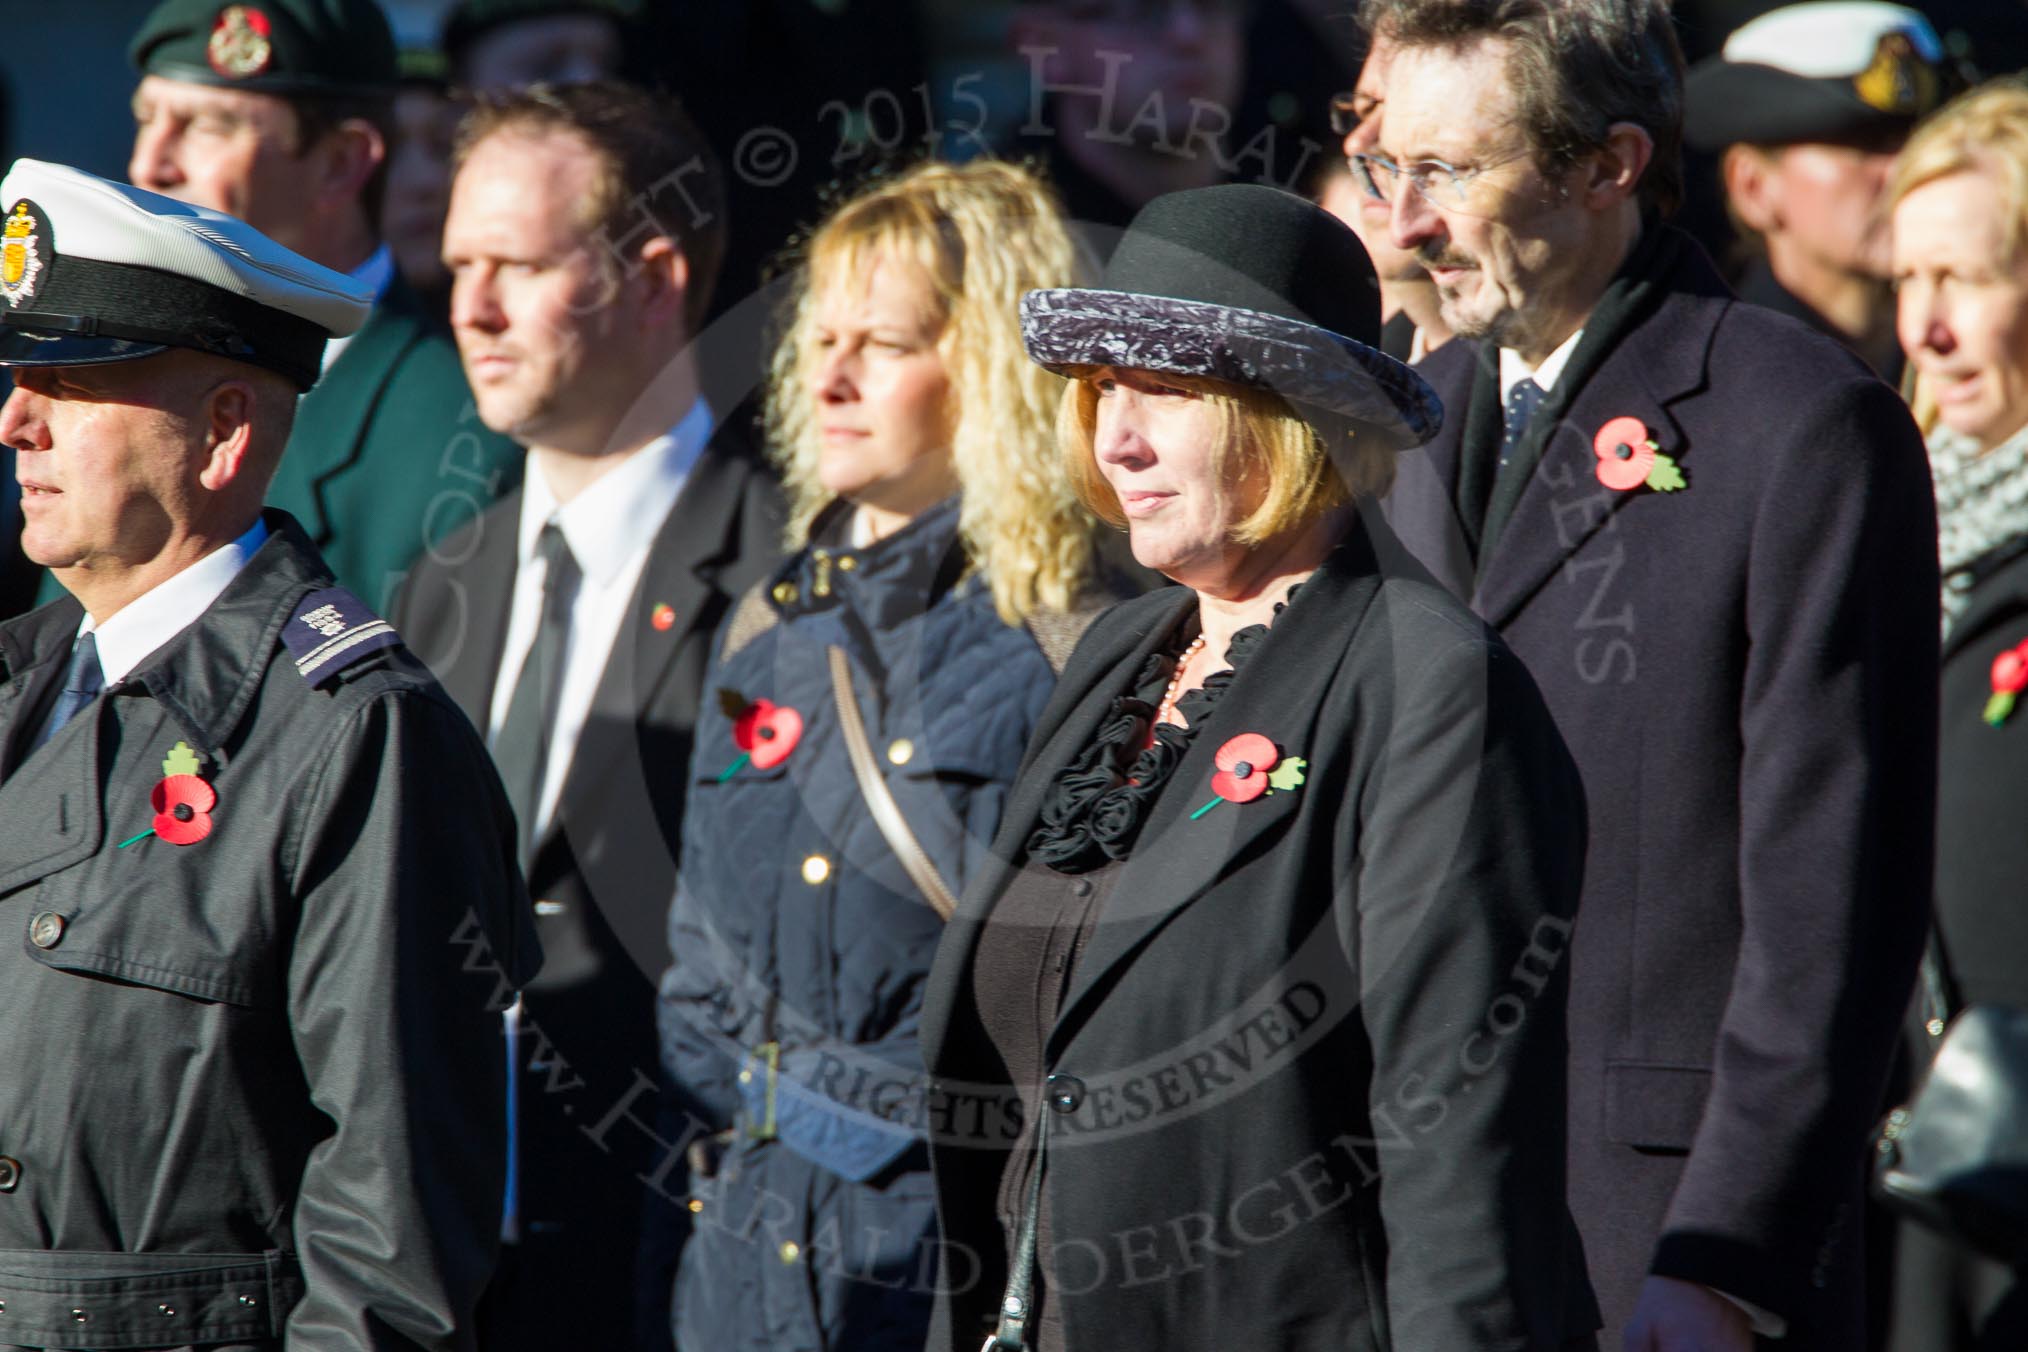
{"left": 827, "top": 644, "right": 958, "bottom": 921}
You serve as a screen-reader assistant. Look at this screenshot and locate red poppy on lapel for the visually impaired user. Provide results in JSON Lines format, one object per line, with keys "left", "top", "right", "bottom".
{"left": 1593, "top": 416, "right": 1685, "bottom": 493}
{"left": 651, "top": 602, "right": 677, "bottom": 632}
{"left": 1193, "top": 733, "right": 1308, "bottom": 819}
{"left": 1985, "top": 641, "right": 2028, "bottom": 726}
{"left": 120, "top": 742, "right": 217, "bottom": 848}
{"left": 715, "top": 689, "right": 804, "bottom": 779}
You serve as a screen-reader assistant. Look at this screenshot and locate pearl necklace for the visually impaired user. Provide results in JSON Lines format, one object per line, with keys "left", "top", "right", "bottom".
{"left": 1155, "top": 634, "right": 1208, "bottom": 728}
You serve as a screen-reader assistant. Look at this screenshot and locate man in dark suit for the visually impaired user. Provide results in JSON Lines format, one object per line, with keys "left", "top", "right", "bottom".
{"left": 1366, "top": 0, "right": 1937, "bottom": 1346}
{"left": 126, "top": 0, "right": 519, "bottom": 610}
{"left": 392, "top": 82, "right": 782, "bottom": 1352}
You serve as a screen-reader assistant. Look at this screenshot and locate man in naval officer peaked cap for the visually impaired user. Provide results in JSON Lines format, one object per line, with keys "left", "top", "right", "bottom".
{"left": 0, "top": 157, "right": 539, "bottom": 1350}
{"left": 1688, "top": 1, "right": 1954, "bottom": 382}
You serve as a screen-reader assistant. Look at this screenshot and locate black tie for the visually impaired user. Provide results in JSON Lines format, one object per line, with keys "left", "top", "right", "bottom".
{"left": 33, "top": 632, "right": 103, "bottom": 751}
{"left": 492, "top": 524, "right": 579, "bottom": 865}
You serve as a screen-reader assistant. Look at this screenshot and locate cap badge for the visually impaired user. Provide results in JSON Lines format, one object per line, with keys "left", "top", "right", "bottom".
{"left": 207, "top": 4, "right": 274, "bottom": 80}
{"left": 0, "top": 200, "right": 45, "bottom": 309}
{"left": 1855, "top": 31, "right": 1938, "bottom": 117}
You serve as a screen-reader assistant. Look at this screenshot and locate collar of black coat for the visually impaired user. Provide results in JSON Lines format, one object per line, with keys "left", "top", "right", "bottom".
{"left": 770, "top": 493, "right": 971, "bottom": 632}
{"left": 0, "top": 510, "right": 341, "bottom": 757}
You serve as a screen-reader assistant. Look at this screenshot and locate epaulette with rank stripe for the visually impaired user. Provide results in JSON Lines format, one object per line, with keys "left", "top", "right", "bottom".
{"left": 284, "top": 587, "right": 403, "bottom": 685}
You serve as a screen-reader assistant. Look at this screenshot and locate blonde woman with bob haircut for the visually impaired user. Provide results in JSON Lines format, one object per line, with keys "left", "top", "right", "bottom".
{"left": 919, "top": 184, "right": 1600, "bottom": 1351}
{"left": 1886, "top": 78, "right": 2028, "bottom": 1352}
{"left": 657, "top": 158, "right": 1117, "bottom": 1352}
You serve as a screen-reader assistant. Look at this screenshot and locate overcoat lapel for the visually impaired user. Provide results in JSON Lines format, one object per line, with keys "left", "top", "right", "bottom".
{"left": 1942, "top": 540, "right": 2028, "bottom": 663}
{"left": 428, "top": 489, "right": 519, "bottom": 731}
{"left": 0, "top": 599, "right": 107, "bottom": 892}
{"left": 1047, "top": 532, "right": 1381, "bottom": 1052}
{"left": 291, "top": 293, "right": 427, "bottom": 546}
{"left": 1472, "top": 287, "right": 1719, "bottom": 631}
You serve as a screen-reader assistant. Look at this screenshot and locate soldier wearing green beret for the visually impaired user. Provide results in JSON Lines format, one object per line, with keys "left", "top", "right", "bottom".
{"left": 124, "top": 0, "right": 521, "bottom": 612}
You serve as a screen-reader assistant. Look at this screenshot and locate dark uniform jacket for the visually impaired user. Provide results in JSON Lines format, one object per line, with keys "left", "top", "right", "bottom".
{"left": 393, "top": 427, "right": 782, "bottom": 1352}
{"left": 0, "top": 512, "right": 539, "bottom": 1351}
{"left": 660, "top": 497, "right": 1064, "bottom": 1352}
{"left": 264, "top": 277, "right": 520, "bottom": 612}
{"left": 1384, "top": 227, "right": 1938, "bottom": 1345}
{"left": 921, "top": 513, "right": 1600, "bottom": 1352}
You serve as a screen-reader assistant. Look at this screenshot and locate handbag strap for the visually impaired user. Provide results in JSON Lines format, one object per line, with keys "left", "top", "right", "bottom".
{"left": 827, "top": 645, "right": 958, "bottom": 922}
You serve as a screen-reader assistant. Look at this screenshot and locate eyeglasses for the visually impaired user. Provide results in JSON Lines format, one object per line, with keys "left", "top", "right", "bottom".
{"left": 1346, "top": 151, "right": 1528, "bottom": 211}
{"left": 1328, "top": 90, "right": 1374, "bottom": 139}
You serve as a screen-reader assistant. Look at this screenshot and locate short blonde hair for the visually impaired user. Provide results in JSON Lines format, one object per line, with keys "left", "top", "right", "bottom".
{"left": 1888, "top": 78, "right": 2028, "bottom": 267}
{"left": 766, "top": 159, "right": 1093, "bottom": 624}
{"left": 1057, "top": 373, "right": 1395, "bottom": 546}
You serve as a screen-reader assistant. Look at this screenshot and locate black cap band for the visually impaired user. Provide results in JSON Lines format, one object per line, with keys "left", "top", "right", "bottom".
{"left": 2, "top": 252, "right": 327, "bottom": 387}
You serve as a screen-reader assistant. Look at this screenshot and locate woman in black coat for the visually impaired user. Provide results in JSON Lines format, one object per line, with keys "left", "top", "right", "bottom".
{"left": 917, "top": 185, "right": 1600, "bottom": 1351}
{"left": 1886, "top": 81, "right": 2028, "bottom": 1352}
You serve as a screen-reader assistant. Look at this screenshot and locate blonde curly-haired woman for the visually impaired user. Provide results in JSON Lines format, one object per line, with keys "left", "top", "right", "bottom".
{"left": 657, "top": 158, "right": 1114, "bottom": 1352}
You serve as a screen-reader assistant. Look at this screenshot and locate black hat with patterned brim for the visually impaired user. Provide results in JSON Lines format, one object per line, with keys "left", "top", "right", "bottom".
{"left": 1020, "top": 183, "right": 1442, "bottom": 450}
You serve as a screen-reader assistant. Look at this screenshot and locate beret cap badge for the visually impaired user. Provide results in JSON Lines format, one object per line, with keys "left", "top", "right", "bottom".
{"left": 0, "top": 201, "right": 44, "bottom": 308}
{"left": 207, "top": 4, "right": 274, "bottom": 80}
{"left": 1855, "top": 31, "right": 1938, "bottom": 116}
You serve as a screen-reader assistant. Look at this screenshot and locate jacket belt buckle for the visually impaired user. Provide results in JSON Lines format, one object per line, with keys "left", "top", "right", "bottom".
{"left": 744, "top": 1041, "right": 780, "bottom": 1142}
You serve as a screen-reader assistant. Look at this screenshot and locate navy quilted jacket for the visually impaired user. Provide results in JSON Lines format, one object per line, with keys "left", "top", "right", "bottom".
{"left": 659, "top": 497, "right": 1058, "bottom": 1351}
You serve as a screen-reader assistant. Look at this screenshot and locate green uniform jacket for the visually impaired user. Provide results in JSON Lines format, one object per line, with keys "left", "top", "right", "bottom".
{"left": 264, "top": 278, "right": 521, "bottom": 613}
{"left": 0, "top": 512, "right": 540, "bottom": 1350}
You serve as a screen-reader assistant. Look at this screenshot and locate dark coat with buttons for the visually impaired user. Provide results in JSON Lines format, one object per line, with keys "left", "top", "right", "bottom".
{"left": 0, "top": 512, "right": 538, "bottom": 1351}
{"left": 919, "top": 510, "right": 1600, "bottom": 1352}
{"left": 1383, "top": 229, "right": 1938, "bottom": 1345}
{"left": 658, "top": 497, "right": 1064, "bottom": 1352}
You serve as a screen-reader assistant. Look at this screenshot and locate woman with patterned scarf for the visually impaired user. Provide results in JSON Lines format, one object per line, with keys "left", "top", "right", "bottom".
{"left": 1887, "top": 78, "right": 2028, "bottom": 1352}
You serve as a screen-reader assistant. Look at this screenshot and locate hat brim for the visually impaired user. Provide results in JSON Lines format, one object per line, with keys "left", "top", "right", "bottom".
{"left": 1021, "top": 289, "right": 1443, "bottom": 450}
{"left": 1684, "top": 62, "right": 1913, "bottom": 152}
{"left": 0, "top": 328, "right": 170, "bottom": 370}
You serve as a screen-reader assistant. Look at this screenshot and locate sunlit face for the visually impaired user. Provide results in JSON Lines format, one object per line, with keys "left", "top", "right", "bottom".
{"left": 128, "top": 75, "right": 322, "bottom": 252}
{"left": 382, "top": 86, "right": 459, "bottom": 292}
{"left": 806, "top": 256, "right": 957, "bottom": 518}
{"left": 1338, "top": 30, "right": 1424, "bottom": 285}
{"left": 1, "top": 357, "right": 207, "bottom": 575}
{"left": 1380, "top": 36, "right": 1589, "bottom": 351}
{"left": 444, "top": 129, "right": 638, "bottom": 454}
{"left": 459, "top": 14, "right": 623, "bottom": 93}
{"left": 1091, "top": 366, "right": 1258, "bottom": 587}
{"left": 1764, "top": 141, "right": 1900, "bottom": 282}
{"left": 1895, "top": 170, "right": 2028, "bottom": 452}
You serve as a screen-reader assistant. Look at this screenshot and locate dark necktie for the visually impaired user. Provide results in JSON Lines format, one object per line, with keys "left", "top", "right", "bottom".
{"left": 492, "top": 524, "right": 580, "bottom": 866}
{"left": 1499, "top": 377, "right": 1546, "bottom": 477}
{"left": 32, "top": 632, "right": 104, "bottom": 751}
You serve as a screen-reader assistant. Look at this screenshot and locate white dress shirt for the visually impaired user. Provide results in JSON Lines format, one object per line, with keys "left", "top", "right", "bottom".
{"left": 320, "top": 244, "right": 397, "bottom": 374}
{"left": 1497, "top": 326, "right": 1583, "bottom": 403}
{"left": 84, "top": 518, "right": 269, "bottom": 683}
{"left": 486, "top": 400, "right": 713, "bottom": 841}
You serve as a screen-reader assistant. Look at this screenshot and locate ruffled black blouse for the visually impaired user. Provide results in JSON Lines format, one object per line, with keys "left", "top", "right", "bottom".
{"left": 1026, "top": 595, "right": 1287, "bottom": 874}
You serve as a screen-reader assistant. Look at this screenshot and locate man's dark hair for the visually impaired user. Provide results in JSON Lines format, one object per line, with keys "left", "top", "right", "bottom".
{"left": 455, "top": 80, "right": 728, "bottom": 330}
{"left": 1362, "top": 0, "right": 1686, "bottom": 217}
{"left": 289, "top": 91, "right": 396, "bottom": 228}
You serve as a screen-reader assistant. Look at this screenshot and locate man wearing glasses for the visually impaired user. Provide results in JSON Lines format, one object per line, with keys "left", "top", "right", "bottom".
{"left": 1369, "top": 1, "right": 1937, "bottom": 1349}
{"left": 1327, "top": 23, "right": 1451, "bottom": 363}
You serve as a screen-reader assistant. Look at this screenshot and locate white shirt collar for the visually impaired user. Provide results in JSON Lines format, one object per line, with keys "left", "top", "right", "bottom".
{"left": 1499, "top": 327, "right": 1585, "bottom": 402}
{"left": 517, "top": 399, "right": 714, "bottom": 585}
{"left": 84, "top": 517, "right": 269, "bottom": 685}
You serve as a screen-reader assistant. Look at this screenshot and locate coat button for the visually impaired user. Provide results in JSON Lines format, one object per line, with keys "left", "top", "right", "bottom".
{"left": 0, "top": 1156, "right": 19, "bottom": 1191}
{"left": 801, "top": 855, "right": 831, "bottom": 885}
{"left": 1045, "top": 1073, "right": 1085, "bottom": 1113}
{"left": 772, "top": 581, "right": 799, "bottom": 605}
{"left": 1071, "top": 878, "right": 1092, "bottom": 898}
{"left": 887, "top": 739, "right": 914, "bottom": 766}
{"left": 778, "top": 1240, "right": 801, "bottom": 1264}
{"left": 836, "top": 555, "right": 858, "bottom": 572}
{"left": 28, "top": 912, "right": 65, "bottom": 949}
